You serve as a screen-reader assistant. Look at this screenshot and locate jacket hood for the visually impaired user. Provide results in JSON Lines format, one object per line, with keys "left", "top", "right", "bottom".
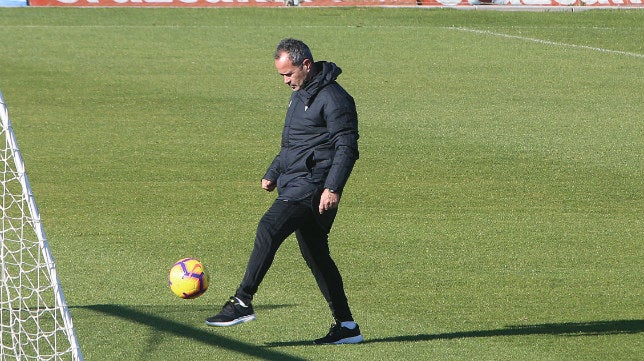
{"left": 299, "top": 61, "right": 342, "bottom": 101}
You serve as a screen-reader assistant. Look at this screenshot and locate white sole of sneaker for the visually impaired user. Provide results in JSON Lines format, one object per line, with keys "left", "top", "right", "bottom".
{"left": 205, "top": 314, "right": 256, "bottom": 327}
{"left": 329, "top": 334, "right": 364, "bottom": 345}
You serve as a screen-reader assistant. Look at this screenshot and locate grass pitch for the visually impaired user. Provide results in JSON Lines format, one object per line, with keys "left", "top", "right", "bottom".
{"left": 0, "top": 7, "right": 642, "bottom": 361}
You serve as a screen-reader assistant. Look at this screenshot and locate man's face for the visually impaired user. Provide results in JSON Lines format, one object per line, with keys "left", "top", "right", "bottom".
{"left": 275, "top": 52, "right": 312, "bottom": 91}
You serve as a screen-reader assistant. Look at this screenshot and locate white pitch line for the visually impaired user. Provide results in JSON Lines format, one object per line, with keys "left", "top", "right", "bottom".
{"left": 448, "top": 26, "right": 644, "bottom": 59}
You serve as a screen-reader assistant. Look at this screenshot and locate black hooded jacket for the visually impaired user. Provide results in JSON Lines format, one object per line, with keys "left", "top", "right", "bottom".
{"left": 263, "top": 61, "right": 359, "bottom": 202}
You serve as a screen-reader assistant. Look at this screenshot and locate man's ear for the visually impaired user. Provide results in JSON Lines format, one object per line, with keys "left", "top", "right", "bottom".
{"left": 302, "top": 58, "right": 312, "bottom": 71}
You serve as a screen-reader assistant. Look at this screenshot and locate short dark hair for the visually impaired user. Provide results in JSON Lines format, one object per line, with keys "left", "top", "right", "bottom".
{"left": 274, "top": 38, "right": 314, "bottom": 66}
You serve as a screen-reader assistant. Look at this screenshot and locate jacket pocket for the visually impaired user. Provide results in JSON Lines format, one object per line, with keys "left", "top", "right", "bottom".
{"left": 313, "top": 149, "right": 333, "bottom": 167}
{"left": 308, "top": 149, "right": 333, "bottom": 181}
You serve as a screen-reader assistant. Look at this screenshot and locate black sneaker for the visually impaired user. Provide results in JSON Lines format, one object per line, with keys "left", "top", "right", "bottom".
{"left": 205, "top": 296, "right": 256, "bottom": 327}
{"left": 314, "top": 323, "right": 363, "bottom": 345}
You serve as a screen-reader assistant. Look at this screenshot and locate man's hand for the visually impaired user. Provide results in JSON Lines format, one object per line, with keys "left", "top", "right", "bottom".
{"left": 262, "top": 179, "right": 276, "bottom": 192}
{"left": 319, "top": 189, "right": 340, "bottom": 214}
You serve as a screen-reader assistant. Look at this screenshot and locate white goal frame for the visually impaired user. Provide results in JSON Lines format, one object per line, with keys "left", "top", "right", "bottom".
{"left": 0, "top": 90, "right": 83, "bottom": 361}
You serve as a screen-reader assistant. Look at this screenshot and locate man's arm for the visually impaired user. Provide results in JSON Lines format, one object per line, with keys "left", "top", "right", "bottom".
{"left": 262, "top": 152, "right": 282, "bottom": 192}
{"left": 319, "top": 88, "right": 359, "bottom": 213}
{"left": 323, "top": 91, "right": 359, "bottom": 194}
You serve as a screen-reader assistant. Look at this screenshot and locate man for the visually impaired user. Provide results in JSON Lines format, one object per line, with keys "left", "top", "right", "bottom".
{"left": 205, "top": 38, "right": 362, "bottom": 345}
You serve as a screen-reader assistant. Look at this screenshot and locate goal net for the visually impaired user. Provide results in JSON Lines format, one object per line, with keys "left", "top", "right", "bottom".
{"left": 0, "top": 91, "right": 83, "bottom": 361}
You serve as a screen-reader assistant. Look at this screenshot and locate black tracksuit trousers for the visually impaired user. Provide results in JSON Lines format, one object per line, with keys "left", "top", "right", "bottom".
{"left": 235, "top": 195, "right": 354, "bottom": 322}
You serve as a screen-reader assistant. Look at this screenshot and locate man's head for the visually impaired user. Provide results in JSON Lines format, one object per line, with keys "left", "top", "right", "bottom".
{"left": 274, "top": 38, "right": 315, "bottom": 91}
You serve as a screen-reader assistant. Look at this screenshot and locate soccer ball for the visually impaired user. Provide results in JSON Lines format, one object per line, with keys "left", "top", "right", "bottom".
{"left": 168, "top": 258, "right": 209, "bottom": 299}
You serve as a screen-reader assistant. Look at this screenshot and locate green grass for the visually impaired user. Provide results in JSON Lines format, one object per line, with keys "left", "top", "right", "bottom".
{"left": 0, "top": 7, "right": 642, "bottom": 361}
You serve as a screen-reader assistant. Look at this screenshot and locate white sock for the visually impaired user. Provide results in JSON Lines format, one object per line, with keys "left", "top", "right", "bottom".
{"left": 340, "top": 321, "right": 357, "bottom": 330}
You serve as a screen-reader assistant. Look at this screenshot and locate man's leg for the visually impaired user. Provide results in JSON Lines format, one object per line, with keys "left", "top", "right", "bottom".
{"left": 295, "top": 218, "right": 363, "bottom": 344}
{"left": 235, "top": 200, "right": 308, "bottom": 301}
{"left": 295, "top": 221, "right": 353, "bottom": 323}
{"left": 206, "top": 200, "right": 306, "bottom": 327}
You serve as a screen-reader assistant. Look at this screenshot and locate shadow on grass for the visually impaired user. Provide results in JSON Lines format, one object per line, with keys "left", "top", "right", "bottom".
{"left": 76, "top": 304, "right": 644, "bottom": 352}
{"left": 78, "top": 304, "right": 305, "bottom": 361}
{"left": 264, "top": 319, "right": 644, "bottom": 347}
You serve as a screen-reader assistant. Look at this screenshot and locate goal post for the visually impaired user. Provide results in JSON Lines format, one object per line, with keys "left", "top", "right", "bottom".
{"left": 0, "top": 90, "right": 83, "bottom": 361}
